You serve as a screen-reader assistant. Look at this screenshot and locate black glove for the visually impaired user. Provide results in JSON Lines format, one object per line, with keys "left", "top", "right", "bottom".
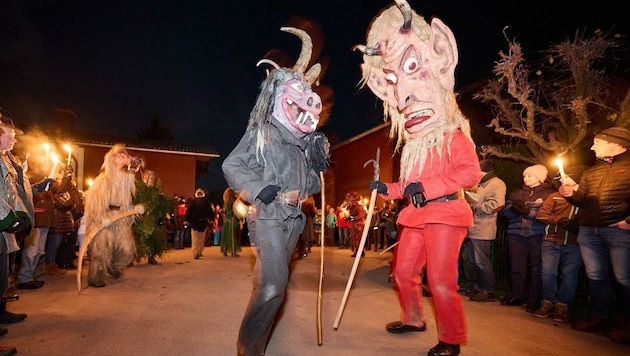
{"left": 31, "top": 178, "right": 55, "bottom": 194}
{"left": 257, "top": 185, "right": 281, "bottom": 204}
{"left": 369, "top": 180, "right": 388, "bottom": 195}
{"left": 404, "top": 182, "right": 424, "bottom": 196}
{"left": 510, "top": 200, "right": 530, "bottom": 215}
{"left": 404, "top": 182, "right": 427, "bottom": 208}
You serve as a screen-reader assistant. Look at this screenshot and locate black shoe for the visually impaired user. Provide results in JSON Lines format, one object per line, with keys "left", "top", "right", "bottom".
{"left": 0, "top": 294, "right": 18, "bottom": 303}
{"left": 193, "top": 255, "right": 200, "bottom": 260}
{"left": 500, "top": 297, "right": 524, "bottom": 306}
{"left": 16, "top": 280, "right": 45, "bottom": 290}
{"left": 385, "top": 321, "right": 426, "bottom": 334}
{"left": 428, "top": 341, "right": 460, "bottom": 356}
{"left": 0, "top": 311, "right": 27, "bottom": 324}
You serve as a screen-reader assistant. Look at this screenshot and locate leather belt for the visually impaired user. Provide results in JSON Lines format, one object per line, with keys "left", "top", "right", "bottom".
{"left": 428, "top": 192, "right": 460, "bottom": 203}
{"left": 275, "top": 191, "right": 302, "bottom": 209}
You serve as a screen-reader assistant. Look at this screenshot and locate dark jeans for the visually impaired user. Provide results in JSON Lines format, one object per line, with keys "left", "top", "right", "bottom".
{"left": 470, "top": 238, "right": 495, "bottom": 292}
{"left": 458, "top": 238, "right": 478, "bottom": 291}
{"left": 578, "top": 226, "right": 630, "bottom": 318}
{"left": 507, "top": 234, "right": 543, "bottom": 306}
{"left": 541, "top": 241, "right": 582, "bottom": 304}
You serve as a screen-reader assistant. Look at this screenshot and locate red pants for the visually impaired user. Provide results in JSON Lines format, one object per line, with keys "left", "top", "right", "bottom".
{"left": 392, "top": 223, "right": 467, "bottom": 345}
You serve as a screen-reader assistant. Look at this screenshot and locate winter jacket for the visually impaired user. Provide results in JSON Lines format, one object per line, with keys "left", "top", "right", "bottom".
{"left": 467, "top": 172, "right": 507, "bottom": 240}
{"left": 222, "top": 118, "right": 320, "bottom": 222}
{"left": 186, "top": 197, "right": 213, "bottom": 232}
{"left": 48, "top": 191, "right": 76, "bottom": 235}
{"left": 502, "top": 181, "right": 556, "bottom": 237}
{"left": 536, "top": 192, "right": 579, "bottom": 245}
{"left": 566, "top": 150, "right": 630, "bottom": 227}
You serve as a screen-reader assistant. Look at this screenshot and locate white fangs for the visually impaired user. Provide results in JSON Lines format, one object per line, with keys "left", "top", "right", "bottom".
{"left": 407, "top": 109, "right": 432, "bottom": 120}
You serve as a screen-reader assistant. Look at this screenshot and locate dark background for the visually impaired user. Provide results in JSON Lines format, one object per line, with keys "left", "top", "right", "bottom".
{"left": 1, "top": 0, "right": 627, "bottom": 192}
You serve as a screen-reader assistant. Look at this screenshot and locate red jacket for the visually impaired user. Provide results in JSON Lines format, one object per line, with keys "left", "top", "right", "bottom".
{"left": 381, "top": 131, "right": 480, "bottom": 228}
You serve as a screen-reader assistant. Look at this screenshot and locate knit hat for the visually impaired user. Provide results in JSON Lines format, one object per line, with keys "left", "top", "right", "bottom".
{"left": 523, "top": 164, "right": 548, "bottom": 184}
{"left": 594, "top": 127, "right": 630, "bottom": 148}
{"left": 479, "top": 159, "right": 495, "bottom": 173}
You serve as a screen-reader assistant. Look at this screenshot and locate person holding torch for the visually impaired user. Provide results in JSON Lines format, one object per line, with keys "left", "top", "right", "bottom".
{"left": 558, "top": 126, "right": 630, "bottom": 345}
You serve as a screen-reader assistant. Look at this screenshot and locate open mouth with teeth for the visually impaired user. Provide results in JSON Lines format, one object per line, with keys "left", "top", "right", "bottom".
{"left": 284, "top": 98, "right": 319, "bottom": 133}
{"left": 404, "top": 109, "right": 433, "bottom": 129}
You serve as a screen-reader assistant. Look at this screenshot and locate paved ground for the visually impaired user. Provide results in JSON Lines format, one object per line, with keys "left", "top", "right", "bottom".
{"left": 3, "top": 245, "right": 629, "bottom": 355}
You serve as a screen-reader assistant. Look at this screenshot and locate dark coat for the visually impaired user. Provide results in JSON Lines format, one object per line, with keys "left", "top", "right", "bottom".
{"left": 185, "top": 197, "right": 213, "bottom": 232}
{"left": 502, "top": 182, "right": 556, "bottom": 237}
{"left": 567, "top": 150, "right": 630, "bottom": 227}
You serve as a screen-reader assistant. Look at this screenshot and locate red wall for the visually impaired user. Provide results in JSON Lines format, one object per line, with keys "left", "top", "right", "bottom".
{"left": 79, "top": 146, "right": 198, "bottom": 199}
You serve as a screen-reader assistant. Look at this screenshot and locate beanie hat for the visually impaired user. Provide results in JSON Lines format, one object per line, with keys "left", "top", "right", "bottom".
{"left": 523, "top": 164, "right": 548, "bottom": 184}
{"left": 594, "top": 127, "right": 630, "bottom": 148}
{"left": 479, "top": 159, "right": 495, "bottom": 173}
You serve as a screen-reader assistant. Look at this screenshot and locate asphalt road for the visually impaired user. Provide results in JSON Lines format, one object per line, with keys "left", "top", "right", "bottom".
{"left": 3, "top": 245, "right": 628, "bottom": 355}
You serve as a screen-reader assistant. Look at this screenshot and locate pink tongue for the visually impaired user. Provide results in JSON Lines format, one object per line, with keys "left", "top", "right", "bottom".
{"left": 404, "top": 116, "right": 429, "bottom": 129}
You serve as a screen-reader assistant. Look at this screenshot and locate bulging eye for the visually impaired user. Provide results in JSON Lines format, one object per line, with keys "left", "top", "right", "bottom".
{"left": 403, "top": 57, "right": 419, "bottom": 73}
{"left": 290, "top": 82, "right": 304, "bottom": 92}
{"left": 385, "top": 72, "right": 397, "bottom": 85}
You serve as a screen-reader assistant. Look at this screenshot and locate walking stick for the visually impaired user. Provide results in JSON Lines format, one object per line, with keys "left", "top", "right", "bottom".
{"left": 333, "top": 148, "right": 380, "bottom": 330}
{"left": 77, "top": 204, "right": 145, "bottom": 292}
{"left": 379, "top": 241, "right": 399, "bottom": 255}
{"left": 317, "top": 171, "right": 325, "bottom": 346}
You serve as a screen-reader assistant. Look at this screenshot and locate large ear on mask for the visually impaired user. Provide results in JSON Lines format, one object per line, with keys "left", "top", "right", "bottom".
{"left": 429, "top": 17, "right": 458, "bottom": 91}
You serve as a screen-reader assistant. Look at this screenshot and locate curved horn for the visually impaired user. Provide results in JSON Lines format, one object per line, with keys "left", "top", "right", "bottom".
{"left": 394, "top": 0, "right": 412, "bottom": 31}
{"left": 352, "top": 44, "right": 381, "bottom": 56}
{"left": 304, "top": 63, "right": 321, "bottom": 85}
{"left": 256, "top": 58, "right": 281, "bottom": 70}
{"left": 280, "top": 27, "right": 312, "bottom": 74}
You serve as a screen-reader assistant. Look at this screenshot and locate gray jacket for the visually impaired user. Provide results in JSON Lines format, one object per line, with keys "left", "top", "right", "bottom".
{"left": 467, "top": 172, "right": 506, "bottom": 240}
{"left": 222, "top": 119, "right": 320, "bottom": 222}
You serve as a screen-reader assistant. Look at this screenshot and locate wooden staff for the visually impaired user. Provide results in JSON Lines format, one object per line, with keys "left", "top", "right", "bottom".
{"left": 333, "top": 148, "right": 380, "bottom": 330}
{"left": 77, "top": 204, "right": 145, "bottom": 292}
{"left": 378, "top": 240, "right": 399, "bottom": 255}
{"left": 317, "top": 171, "right": 325, "bottom": 345}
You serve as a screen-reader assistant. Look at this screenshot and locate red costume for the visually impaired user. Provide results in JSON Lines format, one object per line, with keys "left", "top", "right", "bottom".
{"left": 380, "top": 131, "right": 478, "bottom": 344}
{"left": 357, "top": 1, "right": 480, "bottom": 354}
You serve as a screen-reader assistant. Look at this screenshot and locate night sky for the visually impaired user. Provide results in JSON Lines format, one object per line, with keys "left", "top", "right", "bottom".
{"left": 1, "top": 1, "right": 627, "bottom": 180}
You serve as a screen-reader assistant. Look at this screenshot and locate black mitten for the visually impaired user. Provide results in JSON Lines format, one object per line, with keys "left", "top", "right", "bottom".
{"left": 510, "top": 200, "right": 530, "bottom": 215}
{"left": 257, "top": 185, "right": 281, "bottom": 204}
{"left": 369, "top": 180, "right": 388, "bottom": 195}
{"left": 31, "top": 178, "right": 55, "bottom": 194}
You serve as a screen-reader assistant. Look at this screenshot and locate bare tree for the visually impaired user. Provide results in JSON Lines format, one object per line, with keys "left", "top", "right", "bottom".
{"left": 474, "top": 27, "right": 628, "bottom": 165}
